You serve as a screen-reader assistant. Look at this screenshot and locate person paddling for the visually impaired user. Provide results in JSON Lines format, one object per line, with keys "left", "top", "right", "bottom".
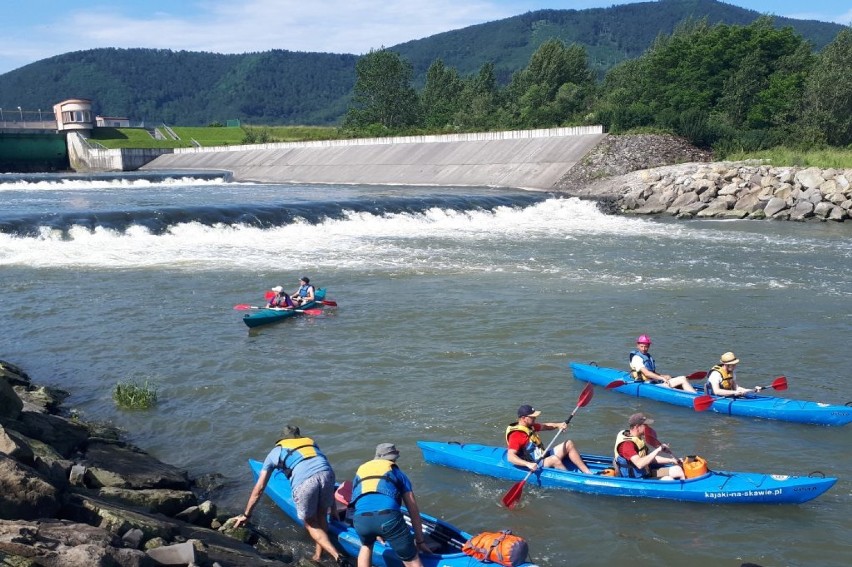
{"left": 629, "top": 335, "right": 696, "bottom": 393}
{"left": 613, "top": 413, "right": 685, "bottom": 480}
{"left": 291, "top": 276, "right": 315, "bottom": 307}
{"left": 506, "top": 404, "right": 591, "bottom": 474}
{"left": 267, "top": 285, "right": 295, "bottom": 309}
{"left": 705, "top": 352, "right": 763, "bottom": 397}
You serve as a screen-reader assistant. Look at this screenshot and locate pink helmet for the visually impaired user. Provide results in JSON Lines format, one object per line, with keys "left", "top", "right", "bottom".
{"left": 636, "top": 334, "right": 652, "bottom": 345}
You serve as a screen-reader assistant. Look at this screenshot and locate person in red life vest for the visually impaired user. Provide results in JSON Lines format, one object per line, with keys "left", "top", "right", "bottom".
{"left": 267, "top": 285, "right": 295, "bottom": 309}
{"left": 506, "top": 404, "right": 591, "bottom": 474}
{"left": 629, "top": 334, "right": 697, "bottom": 393}
{"left": 231, "top": 425, "right": 352, "bottom": 567}
{"left": 350, "top": 443, "right": 431, "bottom": 567}
{"left": 291, "top": 276, "right": 315, "bottom": 307}
{"left": 613, "top": 413, "right": 685, "bottom": 480}
{"left": 705, "top": 351, "right": 762, "bottom": 397}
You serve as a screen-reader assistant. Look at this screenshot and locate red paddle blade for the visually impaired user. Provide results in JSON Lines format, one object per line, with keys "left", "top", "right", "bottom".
{"left": 606, "top": 380, "right": 627, "bottom": 389}
{"left": 577, "top": 383, "right": 594, "bottom": 407}
{"left": 501, "top": 480, "right": 526, "bottom": 509}
{"left": 693, "top": 395, "right": 715, "bottom": 412}
{"left": 772, "top": 376, "right": 788, "bottom": 391}
{"left": 300, "top": 308, "right": 323, "bottom": 316}
{"left": 233, "top": 304, "right": 254, "bottom": 310}
{"left": 320, "top": 299, "right": 338, "bottom": 306}
{"left": 687, "top": 371, "right": 708, "bottom": 380}
{"left": 265, "top": 291, "right": 275, "bottom": 300}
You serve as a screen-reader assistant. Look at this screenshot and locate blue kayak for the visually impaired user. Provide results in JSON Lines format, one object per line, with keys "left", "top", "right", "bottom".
{"left": 417, "top": 441, "right": 836, "bottom": 505}
{"left": 243, "top": 288, "right": 326, "bottom": 328}
{"left": 248, "top": 460, "right": 539, "bottom": 567}
{"left": 570, "top": 362, "right": 852, "bottom": 427}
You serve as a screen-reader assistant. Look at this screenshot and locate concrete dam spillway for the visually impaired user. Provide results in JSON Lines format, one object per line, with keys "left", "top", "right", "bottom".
{"left": 140, "top": 127, "right": 606, "bottom": 190}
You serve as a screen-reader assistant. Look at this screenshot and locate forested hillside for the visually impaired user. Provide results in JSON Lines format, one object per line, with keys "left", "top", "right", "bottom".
{"left": 0, "top": 0, "right": 844, "bottom": 126}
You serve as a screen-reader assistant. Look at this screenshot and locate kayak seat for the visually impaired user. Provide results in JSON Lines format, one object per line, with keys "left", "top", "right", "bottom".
{"left": 334, "top": 481, "right": 353, "bottom": 522}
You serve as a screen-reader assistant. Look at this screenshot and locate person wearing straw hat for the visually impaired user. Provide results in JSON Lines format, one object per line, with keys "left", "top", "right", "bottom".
{"left": 706, "top": 352, "right": 763, "bottom": 397}
{"left": 629, "top": 334, "right": 697, "bottom": 393}
{"left": 506, "top": 404, "right": 591, "bottom": 474}
{"left": 613, "top": 413, "right": 685, "bottom": 480}
{"left": 349, "top": 443, "right": 431, "bottom": 567}
{"left": 232, "top": 425, "right": 352, "bottom": 567}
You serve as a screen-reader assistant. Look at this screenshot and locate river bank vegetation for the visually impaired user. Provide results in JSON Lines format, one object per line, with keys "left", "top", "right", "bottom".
{"left": 91, "top": 18, "right": 851, "bottom": 168}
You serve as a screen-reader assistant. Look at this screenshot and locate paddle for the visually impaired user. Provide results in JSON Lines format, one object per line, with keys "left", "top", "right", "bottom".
{"left": 693, "top": 376, "right": 788, "bottom": 411}
{"left": 606, "top": 370, "right": 707, "bottom": 390}
{"left": 233, "top": 304, "right": 323, "bottom": 315}
{"left": 501, "top": 383, "right": 594, "bottom": 509}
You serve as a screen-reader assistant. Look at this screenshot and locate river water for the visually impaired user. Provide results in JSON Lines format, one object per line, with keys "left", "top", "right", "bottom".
{"left": 1, "top": 172, "right": 850, "bottom": 567}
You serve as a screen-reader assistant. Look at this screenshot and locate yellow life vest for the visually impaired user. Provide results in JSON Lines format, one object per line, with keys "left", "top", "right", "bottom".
{"left": 351, "top": 459, "right": 401, "bottom": 504}
{"left": 613, "top": 430, "right": 648, "bottom": 478}
{"left": 505, "top": 423, "right": 544, "bottom": 462}
{"left": 709, "top": 364, "right": 736, "bottom": 391}
{"left": 276, "top": 437, "right": 318, "bottom": 479}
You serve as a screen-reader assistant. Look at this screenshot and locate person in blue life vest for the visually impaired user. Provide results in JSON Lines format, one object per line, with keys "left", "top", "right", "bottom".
{"left": 350, "top": 443, "right": 431, "bottom": 567}
{"left": 506, "top": 405, "right": 592, "bottom": 474}
{"left": 614, "top": 413, "right": 685, "bottom": 480}
{"left": 705, "top": 351, "right": 762, "bottom": 397}
{"left": 232, "top": 425, "right": 352, "bottom": 567}
{"left": 291, "top": 276, "right": 315, "bottom": 307}
{"left": 629, "top": 334, "right": 697, "bottom": 393}
{"left": 267, "top": 285, "right": 295, "bottom": 309}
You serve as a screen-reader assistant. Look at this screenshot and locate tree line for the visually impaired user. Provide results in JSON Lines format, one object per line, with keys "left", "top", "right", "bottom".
{"left": 343, "top": 18, "right": 852, "bottom": 154}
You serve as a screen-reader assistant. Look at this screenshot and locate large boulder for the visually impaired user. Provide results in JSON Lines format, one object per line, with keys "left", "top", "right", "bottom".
{"left": 0, "top": 454, "right": 61, "bottom": 520}
{"left": 4, "top": 411, "right": 89, "bottom": 457}
{"left": 0, "top": 519, "right": 152, "bottom": 567}
{"left": 0, "top": 376, "right": 23, "bottom": 422}
{"left": 82, "top": 440, "right": 190, "bottom": 490}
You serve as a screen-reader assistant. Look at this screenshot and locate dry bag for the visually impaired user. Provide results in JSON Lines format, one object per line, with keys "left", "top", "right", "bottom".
{"left": 462, "top": 529, "right": 530, "bottom": 567}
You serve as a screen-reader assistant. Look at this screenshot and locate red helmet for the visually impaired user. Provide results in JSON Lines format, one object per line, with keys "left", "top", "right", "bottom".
{"left": 636, "top": 334, "right": 652, "bottom": 345}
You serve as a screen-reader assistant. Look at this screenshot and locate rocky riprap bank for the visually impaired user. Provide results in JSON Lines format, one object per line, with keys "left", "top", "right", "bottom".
{"left": 0, "top": 359, "right": 306, "bottom": 567}
{"left": 556, "top": 135, "right": 852, "bottom": 221}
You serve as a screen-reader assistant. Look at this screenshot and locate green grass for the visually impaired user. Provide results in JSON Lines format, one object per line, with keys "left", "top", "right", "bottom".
{"left": 113, "top": 379, "right": 158, "bottom": 410}
{"left": 725, "top": 146, "right": 852, "bottom": 168}
{"left": 90, "top": 125, "right": 341, "bottom": 149}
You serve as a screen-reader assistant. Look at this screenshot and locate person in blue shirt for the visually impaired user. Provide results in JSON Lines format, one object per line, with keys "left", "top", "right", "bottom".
{"left": 291, "top": 276, "right": 315, "bottom": 307}
{"left": 629, "top": 335, "right": 697, "bottom": 393}
{"left": 350, "top": 443, "right": 431, "bottom": 567}
{"left": 232, "top": 425, "right": 351, "bottom": 566}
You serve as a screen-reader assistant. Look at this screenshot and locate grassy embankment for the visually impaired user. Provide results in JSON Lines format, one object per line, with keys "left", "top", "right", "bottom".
{"left": 90, "top": 125, "right": 341, "bottom": 149}
{"left": 90, "top": 126, "right": 852, "bottom": 168}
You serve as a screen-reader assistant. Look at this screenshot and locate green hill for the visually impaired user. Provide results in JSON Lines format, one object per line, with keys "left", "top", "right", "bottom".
{"left": 0, "top": 0, "right": 844, "bottom": 126}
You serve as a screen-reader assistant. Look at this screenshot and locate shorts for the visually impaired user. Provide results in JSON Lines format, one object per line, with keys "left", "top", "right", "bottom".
{"left": 292, "top": 469, "right": 335, "bottom": 521}
{"left": 353, "top": 509, "right": 417, "bottom": 561}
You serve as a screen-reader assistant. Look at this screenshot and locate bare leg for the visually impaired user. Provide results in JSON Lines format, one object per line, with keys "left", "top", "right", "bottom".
{"left": 668, "top": 376, "right": 697, "bottom": 393}
{"left": 305, "top": 512, "right": 340, "bottom": 562}
{"left": 553, "top": 440, "right": 591, "bottom": 474}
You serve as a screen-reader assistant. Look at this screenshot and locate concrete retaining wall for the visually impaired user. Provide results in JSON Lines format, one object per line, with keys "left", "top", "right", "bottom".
{"left": 67, "top": 132, "right": 173, "bottom": 172}
{"left": 141, "top": 126, "right": 606, "bottom": 190}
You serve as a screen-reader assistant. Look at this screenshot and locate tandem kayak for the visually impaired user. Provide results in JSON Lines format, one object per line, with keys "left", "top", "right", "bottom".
{"left": 243, "top": 288, "right": 326, "bottom": 328}
{"left": 417, "top": 441, "right": 836, "bottom": 505}
{"left": 570, "top": 362, "right": 852, "bottom": 427}
{"left": 248, "top": 460, "right": 539, "bottom": 567}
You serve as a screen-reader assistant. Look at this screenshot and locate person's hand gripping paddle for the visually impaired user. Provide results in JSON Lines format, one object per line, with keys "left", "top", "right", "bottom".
{"left": 501, "top": 383, "right": 594, "bottom": 509}
{"left": 693, "top": 376, "right": 788, "bottom": 411}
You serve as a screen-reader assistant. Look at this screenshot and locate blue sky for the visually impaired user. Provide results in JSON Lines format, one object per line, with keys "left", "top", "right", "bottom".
{"left": 1, "top": 1, "right": 849, "bottom": 75}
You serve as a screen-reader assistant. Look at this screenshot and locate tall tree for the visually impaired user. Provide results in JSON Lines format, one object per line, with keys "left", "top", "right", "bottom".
{"left": 507, "top": 39, "right": 595, "bottom": 127}
{"left": 420, "top": 59, "right": 464, "bottom": 129}
{"left": 344, "top": 49, "right": 420, "bottom": 130}
{"left": 453, "top": 62, "right": 505, "bottom": 130}
{"left": 802, "top": 28, "right": 852, "bottom": 146}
